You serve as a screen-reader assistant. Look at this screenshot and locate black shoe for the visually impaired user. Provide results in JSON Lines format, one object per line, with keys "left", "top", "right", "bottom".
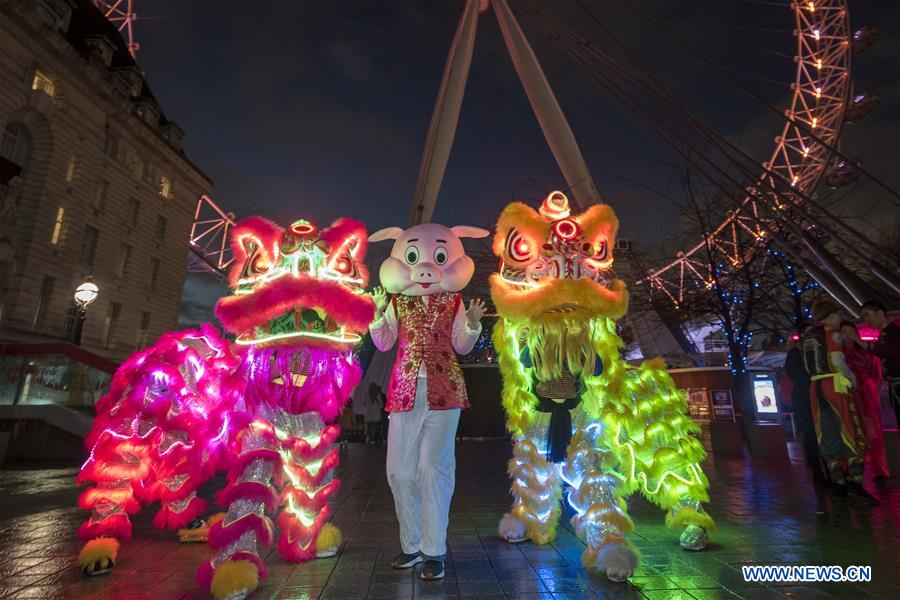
{"left": 391, "top": 552, "right": 422, "bottom": 569}
{"left": 847, "top": 482, "right": 879, "bottom": 506}
{"left": 82, "top": 557, "right": 114, "bottom": 576}
{"left": 832, "top": 483, "right": 848, "bottom": 497}
{"left": 421, "top": 559, "right": 445, "bottom": 580}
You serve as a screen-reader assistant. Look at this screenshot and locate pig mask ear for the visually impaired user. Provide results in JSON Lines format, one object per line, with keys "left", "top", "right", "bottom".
{"left": 451, "top": 226, "right": 490, "bottom": 239}
{"left": 369, "top": 227, "right": 405, "bottom": 242}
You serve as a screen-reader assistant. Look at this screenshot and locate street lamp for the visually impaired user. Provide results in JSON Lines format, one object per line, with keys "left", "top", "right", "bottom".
{"left": 71, "top": 279, "right": 99, "bottom": 345}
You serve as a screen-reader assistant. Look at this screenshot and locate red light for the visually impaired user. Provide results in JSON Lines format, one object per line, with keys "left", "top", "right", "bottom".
{"left": 554, "top": 219, "right": 579, "bottom": 240}
{"left": 335, "top": 259, "right": 351, "bottom": 274}
{"left": 290, "top": 220, "right": 317, "bottom": 236}
{"left": 790, "top": 333, "right": 800, "bottom": 341}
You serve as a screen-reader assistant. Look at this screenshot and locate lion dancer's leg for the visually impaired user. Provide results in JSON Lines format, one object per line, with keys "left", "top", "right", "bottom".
{"left": 77, "top": 432, "right": 151, "bottom": 576}
{"left": 152, "top": 455, "right": 215, "bottom": 543}
{"left": 499, "top": 416, "right": 563, "bottom": 545}
{"left": 639, "top": 428, "right": 714, "bottom": 551}
{"left": 562, "top": 420, "right": 638, "bottom": 583}
{"left": 197, "top": 422, "right": 281, "bottom": 600}
{"left": 276, "top": 411, "right": 342, "bottom": 562}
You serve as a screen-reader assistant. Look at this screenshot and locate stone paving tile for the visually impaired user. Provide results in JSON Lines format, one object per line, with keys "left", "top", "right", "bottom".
{"left": 0, "top": 440, "right": 898, "bottom": 599}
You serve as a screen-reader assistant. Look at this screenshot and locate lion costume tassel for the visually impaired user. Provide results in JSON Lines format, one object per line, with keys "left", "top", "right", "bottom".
{"left": 491, "top": 192, "right": 714, "bottom": 582}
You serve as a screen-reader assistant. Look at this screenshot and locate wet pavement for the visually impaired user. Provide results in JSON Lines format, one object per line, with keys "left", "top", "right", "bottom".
{"left": 0, "top": 439, "right": 897, "bottom": 599}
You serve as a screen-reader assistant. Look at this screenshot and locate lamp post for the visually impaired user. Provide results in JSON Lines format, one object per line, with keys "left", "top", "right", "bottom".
{"left": 72, "top": 279, "right": 99, "bottom": 345}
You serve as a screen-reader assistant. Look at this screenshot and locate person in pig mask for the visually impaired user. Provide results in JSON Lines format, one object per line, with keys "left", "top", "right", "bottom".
{"left": 369, "top": 223, "right": 488, "bottom": 580}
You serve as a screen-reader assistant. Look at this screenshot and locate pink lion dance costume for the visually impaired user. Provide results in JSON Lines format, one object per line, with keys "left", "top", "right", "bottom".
{"left": 76, "top": 216, "right": 375, "bottom": 600}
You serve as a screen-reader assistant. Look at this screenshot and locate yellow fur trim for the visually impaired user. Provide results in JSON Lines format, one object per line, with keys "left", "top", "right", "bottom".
{"left": 490, "top": 274, "right": 628, "bottom": 324}
{"left": 315, "top": 523, "right": 341, "bottom": 553}
{"left": 528, "top": 525, "right": 557, "bottom": 545}
{"left": 208, "top": 512, "right": 227, "bottom": 527}
{"left": 584, "top": 504, "right": 635, "bottom": 534}
{"left": 77, "top": 537, "right": 119, "bottom": 568}
{"left": 577, "top": 204, "right": 619, "bottom": 251}
{"left": 666, "top": 508, "right": 717, "bottom": 532}
{"left": 210, "top": 559, "right": 259, "bottom": 600}
{"left": 492, "top": 202, "right": 550, "bottom": 259}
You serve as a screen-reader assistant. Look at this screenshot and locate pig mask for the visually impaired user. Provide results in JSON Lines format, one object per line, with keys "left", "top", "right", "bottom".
{"left": 370, "top": 223, "right": 489, "bottom": 296}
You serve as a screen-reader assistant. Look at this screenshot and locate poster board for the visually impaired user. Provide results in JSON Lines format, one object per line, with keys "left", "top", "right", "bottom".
{"left": 710, "top": 389, "right": 735, "bottom": 421}
{"left": 687, "top": 388, "right": 710, "bottom": 420}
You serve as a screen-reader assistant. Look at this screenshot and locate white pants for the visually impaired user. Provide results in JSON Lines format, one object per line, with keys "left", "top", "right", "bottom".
{"left": 386, "top": 378, "right": 460, "bottom": 559}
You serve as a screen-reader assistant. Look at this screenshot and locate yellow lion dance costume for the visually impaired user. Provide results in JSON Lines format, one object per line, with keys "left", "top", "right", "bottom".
{"left": 491, "top": 192, "right": 714, "bottom": 582}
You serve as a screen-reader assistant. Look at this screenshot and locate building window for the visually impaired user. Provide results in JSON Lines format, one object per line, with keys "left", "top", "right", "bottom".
{"left": 31, "top": 70, "right": 55, "bottom": 97}
{"left": 81, "top": 225, "right": 99, "bottom": 265}
{"left": 159, "top": 175, "right": 173, "bottom": 199}
{"left": 137, "top": 311, "right": 151, "bottom": 348}
{"left": 148, "top": 257, "right": 160, "bottom": 290}
{"left": 154, "top": 215, "right": 167, "bottom": 241}
{"left": 92, "top": 178, "right": 108, "bottom": 211}
{"left": 33, "top": 276, "right": 55, "bottom": 329}
{"left": 103, "top": 127, "right": 119, "bottom": 159}
{"left": 50, "top": 206, "right": 65, "bottom": 245}
{"left": 115, "top": 243, "right": 132, "bottom": 277}
{"left": 130, "top": 152, "right": 145, "bottom": 180}
{"left": 103, "top": 301, "right": 121, "bottom": 348}
{"left": 65, "top": 154, "right": 77, "bottom": 183}
{"left": 1, "top": 123, "right": 31, "bottom": 170}
{"left": 125, "top": 197, "right": 140, "bottom": 227}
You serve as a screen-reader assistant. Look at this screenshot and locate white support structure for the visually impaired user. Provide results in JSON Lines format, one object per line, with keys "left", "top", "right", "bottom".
{"left": 409, "top": 0, "right": 600, "bottom": 225}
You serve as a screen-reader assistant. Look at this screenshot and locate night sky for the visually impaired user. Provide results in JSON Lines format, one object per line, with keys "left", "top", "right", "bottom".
{"left": 127, "top": 1, "right": 899, "bottom": 325}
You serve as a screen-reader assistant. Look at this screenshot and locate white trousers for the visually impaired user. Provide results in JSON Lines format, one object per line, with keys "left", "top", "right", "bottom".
{"left": 386, "top": 378, "right": 460, "bottom": 559}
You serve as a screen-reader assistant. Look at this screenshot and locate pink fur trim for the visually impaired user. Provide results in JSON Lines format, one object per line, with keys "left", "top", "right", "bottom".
{"left": 277, "top": 533, "right": 317, "bottom": 564}
{"left": 275, "top": 504, "right": 332, "bottom": 563}
{"left": 227, "top": 449, "right": 280, "bottom": 481}
{"left": 322, "top": 218, "right": 368, "bottom": 261}
{"left": 227, "top": 216, "right": 284, "bottom": 287}
{"left": 215, "top": 273, "right": 375, "bottom": 336}
{"left": 152, "top": 496, "right": 207, "bottom": 530}
{"left": 216, "top": 481, "right": 279, "bottom": 513}
{"left": 195, "top": 561, "right": 215, "bottom": 590}
{"left": 208, "top": 514, "right": 274, "bottom": 549}
{"left": 281, "top": 479, "right": 340, "bottom": 508}
{"left": 289, "top": 426, "right": 340, "bottom": 460}
{"left": 78, "top": 515, "right": 131, "bottom": 541}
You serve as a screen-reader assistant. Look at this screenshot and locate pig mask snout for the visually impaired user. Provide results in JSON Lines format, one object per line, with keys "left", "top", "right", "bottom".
{"left": 411, "top": 263, "right": 442, "bottom": 287}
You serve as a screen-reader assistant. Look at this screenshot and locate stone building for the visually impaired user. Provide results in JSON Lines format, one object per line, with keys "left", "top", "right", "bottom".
{"left": 0, "top": 0, "right": 213, "bottom": 363}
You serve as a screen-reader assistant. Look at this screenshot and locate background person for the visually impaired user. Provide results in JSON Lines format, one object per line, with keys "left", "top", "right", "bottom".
{"left": 860, "top": 300, "right": 900, "bottom": 437}
{"left": 784, "top": 331, "right": 829, "bottom": 486}
{"left": 801, "top": 302, "right": 877, "bottom": 505}
{"left": 841, "top": 322, "right": 889, "bottom": 481}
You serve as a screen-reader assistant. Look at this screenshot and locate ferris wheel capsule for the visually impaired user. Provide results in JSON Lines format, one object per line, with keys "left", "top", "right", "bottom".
{"left": 825, "top": 159, "right": 860, "bottom": 188}
{"left": 844, "top": 92, "right": 881, "bottom": 123}
{"left": 852, "top": 26, "right": 879, "bottom": 54}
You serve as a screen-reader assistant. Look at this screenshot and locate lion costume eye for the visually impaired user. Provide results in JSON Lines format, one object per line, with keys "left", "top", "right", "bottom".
{"left": 405, "top": 246, "right": 420, "bottom": 265}
{"left": 434, "top": 247, "right": 448, "bottom": 265}
{"left": 585, "top": 239, "right": 611, "bottom": 269}
{"left": 505, "top": 229, "right": 533, "bottom": 263}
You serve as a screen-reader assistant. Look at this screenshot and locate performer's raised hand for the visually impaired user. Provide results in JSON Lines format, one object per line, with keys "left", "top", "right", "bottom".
{"left": 466, "top": 298, "right": 486, "bottom": 328}
{"left": 372, "top": 286, "right": 388, "bottom": 318}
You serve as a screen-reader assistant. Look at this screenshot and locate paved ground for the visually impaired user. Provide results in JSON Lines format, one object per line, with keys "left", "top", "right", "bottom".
{"left": 0, "top": 439, "right": 897, "bottom": 600}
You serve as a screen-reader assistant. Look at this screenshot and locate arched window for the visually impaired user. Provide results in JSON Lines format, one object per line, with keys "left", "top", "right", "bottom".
{"left": 0, "top": 123, "right": 32, "bottom": 173}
